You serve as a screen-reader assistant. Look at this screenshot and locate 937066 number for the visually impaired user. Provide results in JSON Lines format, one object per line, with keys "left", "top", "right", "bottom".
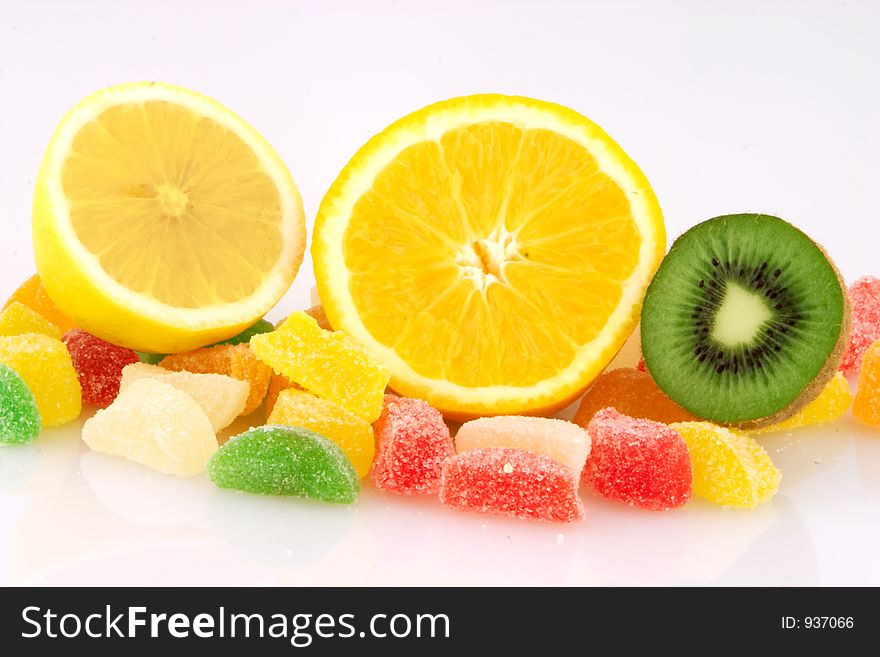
{"left": 781, "top": 616, "right": 854, "bottom": 629}
{"left": 805, "top": 617, "right": 853, "bottom": 629}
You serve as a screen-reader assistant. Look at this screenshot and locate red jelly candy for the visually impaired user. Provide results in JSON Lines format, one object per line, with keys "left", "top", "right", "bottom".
{"left": 583, "top": 408, "right": 692, "bottom": 511}
{"left": 842, "top": 276, "right": 880, "bottom": 375}
{"left": 63, "top": 329, "right": 140, "bottom": 408}
{"left": 370, "top": 394, "right": 454, "bottom": 495}
{"left": 440, "top": 448, "right": 584, "bottom": 523}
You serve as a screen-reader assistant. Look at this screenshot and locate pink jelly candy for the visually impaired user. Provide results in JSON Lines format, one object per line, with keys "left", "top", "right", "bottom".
{"left": 583, "top": 408, "right": 692, "bottom": 511}
{"left": 842, "top": 276, "right": 880, "bottom": 375}
{"left": 370, "top": 394, "right": 454, "bottom": 495}
{"left": 440, "top": 448, "right": 584, "bottom": 523}
{"left": 63, "top": 329, "right": 140, "bottom": 408}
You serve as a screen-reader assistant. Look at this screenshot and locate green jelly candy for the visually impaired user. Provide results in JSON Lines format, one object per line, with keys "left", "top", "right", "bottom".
{"left": 210, "top": 319, "right": 275, "bottom": 348}
{"left": 137, "top": 352, "right": 166, "bottom": 365}
{"left": 208, "top": 425, "right": 359, "bottom": 504}
{"left": 0, "top": 363, "right": 41, "bottom": 445}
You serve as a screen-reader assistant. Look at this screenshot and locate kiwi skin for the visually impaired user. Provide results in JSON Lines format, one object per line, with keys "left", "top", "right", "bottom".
{"left": 732, "top": 248, "right": 850, "bottom": 430}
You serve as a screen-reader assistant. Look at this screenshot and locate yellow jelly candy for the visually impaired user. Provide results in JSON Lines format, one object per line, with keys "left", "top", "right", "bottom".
{"left": 854, "top": 340, "right": 880, "bottom": 427}
{"left": 160, "top": 344, "right": 271, "bottom": 415}
{"left": 83, "top": 378, "right": 216, "bottom": 477}
{"left": 267, "top": 388, "right": 375, "bottom": 478}
{"left": 752, "top": 372, "right": 852, "bottom": 434}
{"left": 120, "top": 363, "right": 249, "bottom": 432}
{"left": 252, "top": 312, "right": 389, "bottom": 422}
{"left": 670, "top": 421, "right": 781, "bottom": 509}
{"left": 0, "top": 333, "right": 81, "bottom": 426}
{"left": 0, "top": 302, "right": 62, "bottom": 339}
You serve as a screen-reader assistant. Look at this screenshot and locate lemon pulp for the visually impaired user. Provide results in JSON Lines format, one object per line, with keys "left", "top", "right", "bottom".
{"left": 63, "top": 100, "right": 283, "bottom": 308}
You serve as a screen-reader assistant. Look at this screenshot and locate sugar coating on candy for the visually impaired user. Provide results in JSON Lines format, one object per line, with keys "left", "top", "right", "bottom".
{"left": 160, "top": 344, "right": 271, "bottom": 415}
{"left": 455, "top": 415, "right": 591, "bottom": 476}
{"left": 0, "top": 363, "right": 41, "bottom": 445}
{"left": 0, "top": 333, "right": 81, "bottom": 426}
{"left": 3, "top": 274, "right": 77, "bottom": 333}
{"left": 842, "top": 276, "right": 880, "bottom": 375}
{"left": 583, "top": 408, "right": 691, "bottom": 510}
{"left": 62, "top": 329, "right": 139, "bottom": 408}
{"left": 573, "top": 368, "right": 697, "bottom": 427}
{"left": 120, "top": 362, "right": 249, "bottom": 432}
{"left": 82, "top": 378, "right": 217, "bottom": 477}
{"left": 251, "top": 312, "right": 389, "bottom": 422}
{"left": 209, "top": 318, "right": 274, "bottom": 347}
{"left": 371, "top": 394, "right": 454, "bottom": 495}
{"left": 207, "top": 425, "right": 359, "bottom": 503}
{"left": 439, "top": 448, "right": 584, "bottom": 523}
{"left": 753, "top": 372, "right": 852, "bottom": 434}
{"left": 268, "top": 389, "right": 374, "bottom": 478}
{"left": 854, "top": 340, "right": 880, "bottom": 427}
{"left": 670, "top": 421, "right": 781, "bottom": 509}
{"left": 265, "top": 373, "right": 298, "bottom": 416}
{"left": 0, "top": 302, "right": 61, "bottom": 339}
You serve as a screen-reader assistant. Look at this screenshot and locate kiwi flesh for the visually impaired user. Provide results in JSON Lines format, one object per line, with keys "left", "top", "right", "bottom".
{"left": 640, "top": 213, "right": 850, "bottom": 429}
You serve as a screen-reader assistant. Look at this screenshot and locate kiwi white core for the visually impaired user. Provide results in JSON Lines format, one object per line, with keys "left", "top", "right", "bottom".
{"left": 711, "top": 283, "right": 772, "bottom": 346}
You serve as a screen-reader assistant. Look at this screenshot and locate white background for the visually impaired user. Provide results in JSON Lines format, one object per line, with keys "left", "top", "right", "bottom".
{"left": 1, "top": 0, "right": 879, "bottom": 585}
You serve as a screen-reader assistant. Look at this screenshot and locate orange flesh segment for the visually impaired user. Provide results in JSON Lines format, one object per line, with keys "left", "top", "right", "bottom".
{"left": 343, "top": 121, "right": 639, "bottom": 388}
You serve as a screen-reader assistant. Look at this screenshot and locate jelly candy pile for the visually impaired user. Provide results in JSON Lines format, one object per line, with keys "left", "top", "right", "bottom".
{"left": 2, "top": 270, "right": 880, "bottom": 522}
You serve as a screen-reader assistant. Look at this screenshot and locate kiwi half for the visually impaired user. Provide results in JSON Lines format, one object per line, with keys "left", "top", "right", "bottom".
{"left": 641, "top": 214, "right": 850, "bottom": 429}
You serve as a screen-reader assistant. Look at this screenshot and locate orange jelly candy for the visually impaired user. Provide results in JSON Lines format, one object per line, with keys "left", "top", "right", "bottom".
{"left": 160, "top": 344, "right": 271, "bottom": 415}
{"left": 573, "top": 368, "right": 697, "bottom": 427}
{"left": 304, "top": 304, "right": 333, "bottom": 331}
{"left": 854, "top": 340, "right": 880, "bottom": 428}
{"left": 3, "top": 274, "right": 77, "bottom": 333}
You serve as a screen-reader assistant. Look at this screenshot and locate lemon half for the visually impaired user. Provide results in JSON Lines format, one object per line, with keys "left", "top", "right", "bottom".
{"left": 33, "top": 82, "right": 305, "bottom": 353}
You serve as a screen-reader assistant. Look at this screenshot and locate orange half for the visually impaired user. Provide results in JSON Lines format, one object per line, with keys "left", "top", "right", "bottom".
{"left": 313, "top": 95, "right": 664, "bottom": 418}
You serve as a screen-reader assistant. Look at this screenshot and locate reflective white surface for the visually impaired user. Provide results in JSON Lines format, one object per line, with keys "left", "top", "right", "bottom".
{"left": 2, "top": 0, "right": 880, "bottom": 585}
